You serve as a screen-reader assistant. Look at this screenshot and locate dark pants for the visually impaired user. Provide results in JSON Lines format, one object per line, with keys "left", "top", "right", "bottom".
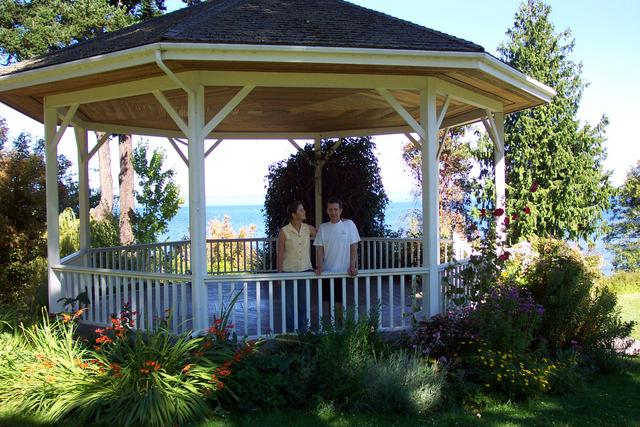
{"left": 284, "top": 272, "right": 312, "bottom": 332}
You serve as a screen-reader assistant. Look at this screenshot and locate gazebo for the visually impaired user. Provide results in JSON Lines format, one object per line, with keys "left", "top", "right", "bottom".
{"left": 0, "top": 0, "right": 553, "bottom": 336}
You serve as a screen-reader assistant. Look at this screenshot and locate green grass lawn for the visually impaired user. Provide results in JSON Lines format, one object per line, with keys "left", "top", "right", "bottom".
{"left": 619, "top": 293, "right": 640, "bottom": 340}
{"left": 199, "top": 358, "right": 640, "bottom": 427}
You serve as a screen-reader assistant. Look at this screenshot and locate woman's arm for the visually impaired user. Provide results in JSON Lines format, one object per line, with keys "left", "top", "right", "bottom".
{"left": 276, "top": 229, "right": 285, "bottom": 272}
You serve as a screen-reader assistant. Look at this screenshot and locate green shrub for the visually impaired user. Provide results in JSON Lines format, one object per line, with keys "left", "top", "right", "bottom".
{"left": 601, "top": 271, "right": 640, "bottom": 295}
{"left": 354, "top": 352, "right": 445, "bottom": 414}
{"left": 0, "top": 313, "right": 98, "bottom": 423}
{"left": 469, "top": 284, "right": 544, "bottom": 354}
{"left": 312, "top": 307, "right": 387, "bottom": 408}
{"left": 523, "top": 239, "right": 635, "bottom": 365}
{"left": 0, "top": 254, "right": 47, "bottom": 325}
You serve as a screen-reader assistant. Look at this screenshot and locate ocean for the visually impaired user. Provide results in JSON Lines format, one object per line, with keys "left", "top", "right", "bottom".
{"left": 161, "top": 200, "right": 419, "bottom": 241}
{"left": 161, "top": 201, "right": 614, "bottom": 274}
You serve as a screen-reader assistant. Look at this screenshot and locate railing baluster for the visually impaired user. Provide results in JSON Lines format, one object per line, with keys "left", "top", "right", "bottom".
{"left": 293, "top": 278, "right": 298, "bottom": 332}
{"left": 354, "top": 276, "right": 359, "bottom": 321}
{"left": 341, "top": 277, "right": 347, "bottom": 313}
{"left": 317, "top": 277, "right": 322, "bottom": 328}
{"left": 400, "top": 275, "right": 406, "bottom": 328}
{"left": 376, "top": 275, "right": 382, "bottom": 326}
{"left": 243, "top": 281, "right": 249, "bottom": 336}
{"left": 365, "top": 275, "right": 371, "bottom": 316}
{"left": 256, "top": 281, "right": 261, "bottom": 336}
{"left": 146, "top": 278, "right": 152, "bottom": 331}
{"left": 330, "top": 278, "right": 335, "bottom": 324}
{"left": 305, "top": 279, "right": 311, "bottom": 330}
{"left": 389, "top": 274, "right": 394, "bottom": 329}
{"left": 268, "top": 280, "right": 274, "bottom": 334}
{"left": 281, "top": 278, "right": 286, "bottom": 333}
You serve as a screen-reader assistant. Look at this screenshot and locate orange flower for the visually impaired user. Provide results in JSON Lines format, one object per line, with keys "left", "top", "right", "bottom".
{"left": 61, "top": 313, "right": 72, "bottom": 323}
{"left": 140, "top": 368, "right": 150, "bottom": 375}
{"left": 182, "top": 364, "right": 192, "bottom": 374}
{"left": 74, "top": 308, "right": 85, "bottom": 318}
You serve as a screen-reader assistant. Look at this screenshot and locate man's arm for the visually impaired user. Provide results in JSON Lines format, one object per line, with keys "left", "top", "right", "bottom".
{"left": 348, "top": 243, "right": 358, "bottom": 277}
{"left": 315, "top": 246, "right": 324, "bottom": 275}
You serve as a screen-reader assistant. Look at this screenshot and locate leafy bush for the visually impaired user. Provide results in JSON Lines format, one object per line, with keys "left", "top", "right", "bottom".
{"left": 469, "top": 285, "right": 544, "bottom": 354}
{"left": 523, "top": 239, "right": 635, "bottom": 365}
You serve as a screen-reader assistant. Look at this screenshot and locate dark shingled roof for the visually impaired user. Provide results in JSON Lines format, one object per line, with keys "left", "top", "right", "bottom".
{"left": 2, "top": 0, "right": 484, "bottom": 76}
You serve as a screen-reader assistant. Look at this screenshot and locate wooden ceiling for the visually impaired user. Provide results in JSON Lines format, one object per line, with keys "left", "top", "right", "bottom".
{"left": 0, "top": 60, "right": 547, "bottom": 137}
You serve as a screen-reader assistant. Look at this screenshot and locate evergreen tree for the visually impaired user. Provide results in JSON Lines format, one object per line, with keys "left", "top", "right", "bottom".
{"left": 0, "top": 0, "right": 131, "bottom": 64}
{"left": 605, "top": 161, "right": 640, "bottom": 271}
{"left": 494, "top": 0, "right": 612, "bottom": 242}
{"left": 264, "top": 136, "right": 388, "bottom": 238}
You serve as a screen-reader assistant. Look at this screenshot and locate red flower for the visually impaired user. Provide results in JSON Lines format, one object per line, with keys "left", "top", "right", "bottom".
{"left": 480, "top": 208, "right": 487, "bottom": 217}
{"left": 530, "top": 181, "right": 539, "bottom": 193}
{"left": 511, "top": 213, "right": 519, "bottom": 221}
{"left": 493, "top": 208, "right": 504, "bottom": 217}
{"left": 523, "top": 206, "right": 531, "bottom": 215}
{"left": 498, "top": 251, "right": 511, "bottom": 261}
{"left": 503, "top": 216, "right": 510, "bottom": 227}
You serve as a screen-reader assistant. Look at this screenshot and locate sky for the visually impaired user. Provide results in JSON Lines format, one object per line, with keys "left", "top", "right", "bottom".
{"left": 0, "top": 0, "right": 638, "bottom": 205}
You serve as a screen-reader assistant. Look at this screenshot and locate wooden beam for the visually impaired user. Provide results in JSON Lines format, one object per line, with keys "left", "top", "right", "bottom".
{"left": 204, "top": 139, "right": 223, "bottom": 158}
{"left": 376, "top": 88, "right": 425, "bottom": 139}
{"left": 437, "top": 127, "right": 450, "bottom": 160}
{"left": 51, "top": 103, "right": 79, "bottom": 147}
{"left": 152, "top": 90, "right": 188, "bottom": 136}
{"left": 433, "top": 77, "right": 503, "bottom": 112}
{"left": 201, "top": 86, "right": 254, "bottom": 137}
{"left": 404, "top": 133, "right": 421, "bottom": 150}
{"left": 288, "top": 139, "right": 304, "bottom": 151}
{"left": 87, "top": 132, "right": 111, "bottom": 161}
{"left": 436, "top": 95, "right": 450, "bottom": 128}
{"left": 167, "top": 137, "right": 189, "bottom": 166}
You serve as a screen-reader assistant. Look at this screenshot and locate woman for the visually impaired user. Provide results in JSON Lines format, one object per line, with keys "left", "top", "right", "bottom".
{"left": 276, "top": 201, "right": 316, "bottom": 332}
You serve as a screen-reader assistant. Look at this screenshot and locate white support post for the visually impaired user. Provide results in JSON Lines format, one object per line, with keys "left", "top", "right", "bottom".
{"left": 44, "top": 104, "right": 62, "bottom": 313}
{"left": 492, "top": 111, "right": 506, "bottom": 242}
{"left": 187, "top": 85, "right": 208, "bottom": 331}
{"left": 74, "top": 127, "right": 90, "bottom": 261}
{"left": 313, "top": 138, "right": 323, "bottom": 229}
{"left": 420, "top": 79, "right": 440, "bottom": 318}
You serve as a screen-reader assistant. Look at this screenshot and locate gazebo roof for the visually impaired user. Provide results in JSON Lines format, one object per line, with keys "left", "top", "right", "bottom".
{"left": 0, "top": 0, "right": 554, "bottom": 138}
{"left": 1, "top": 0, "right": 484, "bottom": 76}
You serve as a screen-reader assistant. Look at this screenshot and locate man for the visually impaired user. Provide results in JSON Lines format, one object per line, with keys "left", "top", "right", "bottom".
{"left": 314, "top": 197, "right": 360, "bottom": 276}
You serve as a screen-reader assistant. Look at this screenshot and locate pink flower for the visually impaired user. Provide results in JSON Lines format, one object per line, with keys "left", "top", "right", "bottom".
{"left": 503, "top": 216, "right": 510, "bottom": 227}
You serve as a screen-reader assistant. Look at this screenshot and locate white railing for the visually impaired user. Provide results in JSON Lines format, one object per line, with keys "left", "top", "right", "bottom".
{"left": 55, "top": 240, "right": 473, "bottom": 337}
{"left": 205, "top": 268, "right": 427, "bottom": 337}
{"left": 53, "top": 265, "right": 192, "bottom": 333}
{"left": 86, "top": 236, "right": 458, "bottom": 275}
{"left": 439, "top": 258, "right": 473, "bottom": 311}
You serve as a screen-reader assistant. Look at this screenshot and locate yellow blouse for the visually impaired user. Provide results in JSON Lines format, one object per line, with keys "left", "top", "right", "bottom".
{"left": 281, "top": 223, "right": 312, "bottom": 272}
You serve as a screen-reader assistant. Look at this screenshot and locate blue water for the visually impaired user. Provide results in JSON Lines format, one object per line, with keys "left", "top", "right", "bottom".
{"left": 161, "top": 201, "right": 418, "bottom": 241}
{"left": 161, "top": 202, "right": 614, "bottom": 275}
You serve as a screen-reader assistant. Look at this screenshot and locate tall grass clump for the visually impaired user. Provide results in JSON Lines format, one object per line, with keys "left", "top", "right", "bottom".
{"left": 0, "top": 311, "right": 97, "bottom": 423}
{"left": 355, "top": 351, "right": 445, "bottom": 414}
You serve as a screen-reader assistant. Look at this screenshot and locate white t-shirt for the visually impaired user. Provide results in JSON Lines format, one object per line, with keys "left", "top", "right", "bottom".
{"left": 313, "top": 219, "right": 361, "bottom": 272}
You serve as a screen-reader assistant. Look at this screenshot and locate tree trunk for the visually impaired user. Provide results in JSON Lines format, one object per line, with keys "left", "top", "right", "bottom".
{"left": 89, "top": 132, "right": 113, "bottom": 222}
{"left": 118, "top": 134, "right": 134, "bottom": 245}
